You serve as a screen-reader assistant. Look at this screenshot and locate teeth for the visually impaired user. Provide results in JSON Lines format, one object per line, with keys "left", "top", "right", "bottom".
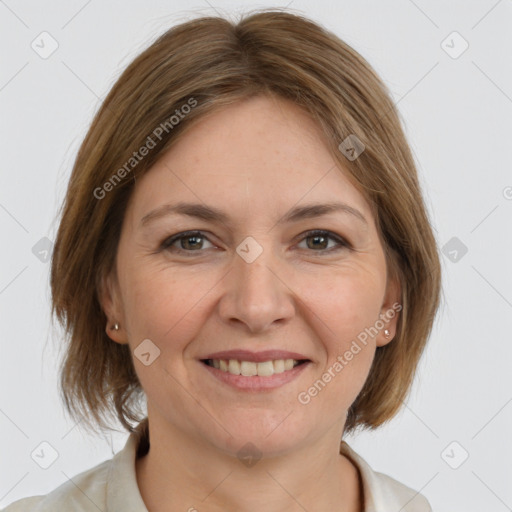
{"left": 257, "top": 361, "right": 274, "bottom": 377}
{"left": 207, "top": 358, "right": 302, "bottom": 376}
{"left": 273, "top": 359, "right": 285, "bottom": 373}
{"left": 241, "top": 361, "right": 257, "bottom": 376}
{"left": 284, "top": 359, "right": 294, "bottom": 371}
{"left": 229, "top": 359, "right": 241, "bottom": 374}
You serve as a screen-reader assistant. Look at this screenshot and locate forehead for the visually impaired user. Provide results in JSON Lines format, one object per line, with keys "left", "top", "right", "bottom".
{"left": 126, "top": 95, "right": 373, "bottom": 227}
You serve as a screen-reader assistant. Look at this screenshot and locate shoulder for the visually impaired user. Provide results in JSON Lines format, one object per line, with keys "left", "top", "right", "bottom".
{"left": 2, "top": 421, "right": 149, "bottom": 512}
{"left": 2, "top": 458, "right": 111, "bottom": 512}
{"left": 2, "top": 496, "right": 44, "bottom": 512}
{"left": 340, "top": 441, "right": 432, "bottom": 512}
{"left": 369, "top": 469, "right": 432, "bottom": 511}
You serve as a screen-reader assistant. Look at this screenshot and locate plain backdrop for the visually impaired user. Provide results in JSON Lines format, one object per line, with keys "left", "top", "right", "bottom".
{"left": 1, "top": 1, "right": 511, "bottom": 510}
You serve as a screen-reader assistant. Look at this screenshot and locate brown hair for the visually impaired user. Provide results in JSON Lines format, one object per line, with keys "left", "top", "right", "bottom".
{"left": 50, "top": 9, "right": 442, "bottom": 436}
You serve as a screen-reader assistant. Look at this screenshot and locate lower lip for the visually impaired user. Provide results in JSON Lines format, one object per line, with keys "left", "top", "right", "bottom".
{"left": 200, "top": 361, "right": 311, "bottom": 391}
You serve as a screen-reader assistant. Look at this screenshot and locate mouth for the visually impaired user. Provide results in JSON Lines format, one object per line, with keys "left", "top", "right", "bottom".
{"left": 201, "top": 358, "right": 309, "bottom": 377}
{"left": 198, "top": 350, "right": 312, "bottom": 391}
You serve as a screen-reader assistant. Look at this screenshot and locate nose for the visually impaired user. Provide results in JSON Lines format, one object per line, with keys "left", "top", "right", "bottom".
{"left": 217, "top": 245, "right": 296, "bottom": 334}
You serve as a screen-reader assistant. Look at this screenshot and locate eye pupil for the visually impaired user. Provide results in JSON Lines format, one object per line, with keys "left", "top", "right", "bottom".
{"left": 307, "top": 235, "right": 328, "bottom": 250}
{"left": 182, "top": 235, "right": 202, "bottom": 250}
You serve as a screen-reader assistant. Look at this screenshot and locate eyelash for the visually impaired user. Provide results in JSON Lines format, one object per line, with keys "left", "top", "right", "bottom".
{"left": 159, "top": 229, "right": 351, "bottom": 256}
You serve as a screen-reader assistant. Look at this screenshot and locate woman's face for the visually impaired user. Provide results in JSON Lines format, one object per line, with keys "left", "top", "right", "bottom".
{"left": 103, "top": 95, "right": 400, "bottom": 456}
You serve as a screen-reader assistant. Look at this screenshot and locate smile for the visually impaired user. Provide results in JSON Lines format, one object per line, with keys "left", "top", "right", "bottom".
{"left": 202, "top": 358, "right": 306, "bottom": 377}
{"left": 200, "top": 357, "right": 311, "bottom": 391}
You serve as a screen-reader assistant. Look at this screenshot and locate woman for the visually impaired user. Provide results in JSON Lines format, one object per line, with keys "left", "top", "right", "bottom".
{"left": 4, "top": 9, "right": 441, "bottom": 512}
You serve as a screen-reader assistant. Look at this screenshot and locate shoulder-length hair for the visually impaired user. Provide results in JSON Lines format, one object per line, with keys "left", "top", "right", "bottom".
{"left": 50, "top": 9, "right": 442, "bottom": 436}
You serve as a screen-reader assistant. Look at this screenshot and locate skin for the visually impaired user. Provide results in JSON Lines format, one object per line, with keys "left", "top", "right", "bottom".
{"left": 100, "top": 94, "right": 400, "bottom": 512}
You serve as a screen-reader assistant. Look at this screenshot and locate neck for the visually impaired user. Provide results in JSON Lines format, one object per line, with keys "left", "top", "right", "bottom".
{"left": 135, "top": 413, "right": 362, "bottom": 512}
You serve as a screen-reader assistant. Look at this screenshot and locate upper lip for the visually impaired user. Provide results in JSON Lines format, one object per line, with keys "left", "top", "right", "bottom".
{"left": 200, "top": 350, "right": 310, "bottom": 363}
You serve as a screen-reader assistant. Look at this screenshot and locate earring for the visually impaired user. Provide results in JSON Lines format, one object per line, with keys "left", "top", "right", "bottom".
{"left": 111, "top": 322, "right": 120, "bottom": 331}
{"left": 384, "top": 329, "right": 390, "bottom": 338}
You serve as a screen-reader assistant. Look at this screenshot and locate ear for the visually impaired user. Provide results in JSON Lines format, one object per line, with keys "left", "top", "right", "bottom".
{"left": 376, "top": 270, "right": 402, "bottom": 348}
{"left": 98, "top": 269, "right": 128, "bottom": 345}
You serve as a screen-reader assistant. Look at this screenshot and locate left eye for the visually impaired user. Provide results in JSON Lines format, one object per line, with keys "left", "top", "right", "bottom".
{"left": 160, "top": 229, "right": 349, "bottom": 255}
{"left": 296, "top": 230, "right": 349, "bottom": 252}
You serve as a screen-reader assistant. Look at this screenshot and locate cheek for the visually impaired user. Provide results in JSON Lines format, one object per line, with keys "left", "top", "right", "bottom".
{"left": 119, "top": 267, "right": 212, "bottom": 400}
{"left": 302, "top": 267, "right": 383, "bottom": 396}
{"left": 120, "top": 261, "right": 216, "bottom": 348}
{"left": 310, "top": 265, "right": 384, "bottom": 343}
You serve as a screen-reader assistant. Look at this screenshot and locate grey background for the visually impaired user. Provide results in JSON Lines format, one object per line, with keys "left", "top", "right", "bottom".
{"left": 1, "top": 1, "right": 511, "bottom": 510}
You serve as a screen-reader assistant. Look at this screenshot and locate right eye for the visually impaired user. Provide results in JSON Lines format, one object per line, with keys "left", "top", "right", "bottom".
{"left": 160, "top": 230, "right": 216, "bottom": 255}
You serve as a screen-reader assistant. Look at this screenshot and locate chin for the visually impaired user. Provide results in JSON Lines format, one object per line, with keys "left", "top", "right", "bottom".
{"left": 200, "top": 409, "right": 312, "bottom": 458}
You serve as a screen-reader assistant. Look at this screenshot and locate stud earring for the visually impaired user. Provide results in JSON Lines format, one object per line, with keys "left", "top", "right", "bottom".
{"left": 111, "top": 323, "right": 120, "bottom": 331}
{"left": 384, "top": 329, "right": 390, "bottom": 338}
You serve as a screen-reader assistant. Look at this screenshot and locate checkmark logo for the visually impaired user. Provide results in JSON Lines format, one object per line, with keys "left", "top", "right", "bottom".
{"left": 236, "top": 236, "right": 263, "bottom": 263}
{"left": 31, "top": 441, "right": 59, "bottom": 469}
{"left": 31, "top": 31, "right": 59, "bottom": 59}
{"left": 345, "top": 147, "right": 356, "bottom": 159}
{"left": 441, "top": 31, "right": 469, "bottom": 59}
{"left": 338, "top": 134, "right": 365, "bottom": 161}
{"left": 134, "top": 339, "right": 161, "bottom": 366}
{"left": 441, "top": 441, "right": 469, "bottom": 469}
{"left": 32, "top": 236, "right": 54, "bottom": 263}
{"left": 237, "top": 442, "right": 262, "bottom": 468}
{"left": 442, "top": 236, "right": 468, "bottom": 263}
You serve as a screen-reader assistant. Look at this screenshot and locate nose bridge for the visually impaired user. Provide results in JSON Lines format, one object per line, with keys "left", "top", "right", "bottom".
{"left": 236, "top": 248, "right": 277, "bottom": 296}
{"left": 219, "top": 237, "right": 294, "bottom": 332}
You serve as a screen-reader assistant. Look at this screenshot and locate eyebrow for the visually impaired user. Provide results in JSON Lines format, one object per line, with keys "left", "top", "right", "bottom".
{"left": 140, "top": 201, "right": 368, "bottom": 228}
